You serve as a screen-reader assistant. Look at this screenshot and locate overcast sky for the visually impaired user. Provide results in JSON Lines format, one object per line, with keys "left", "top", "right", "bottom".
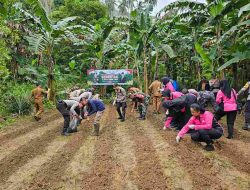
{"left": 152, "top": 0, "right": 206, "bottom": 15}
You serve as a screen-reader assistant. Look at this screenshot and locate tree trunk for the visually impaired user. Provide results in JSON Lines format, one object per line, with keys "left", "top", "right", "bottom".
{"left": 143, "top": 47, "right": 148, "bottom": 94}
{"left": 216, "top": 23, "right": 224, "bottom": 79}
{"left": 232, "top": 63, "right": 238, "bottom": 90}
{"left": 148, "top": 48, "right": 153, "bottom": 85}
{"left": 154, "top": 49, "right": 159, "bottom": 79}
{"left": 47, "top": 55, "right": 55, "bottom": 102}
{"left": 165, "top": 56, "right": 170, "bottom": 77}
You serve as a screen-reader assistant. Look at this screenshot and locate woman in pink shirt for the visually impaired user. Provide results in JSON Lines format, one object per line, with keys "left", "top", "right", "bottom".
{"left": 215, "top": 80, "right": 237, "bottom": 139}
{"left": 162, "top": 77, "right": 175, "bottom": 92}
{"left": 176, "top": 103, "right": 223, "bottom": 151}
{"left": 162, "top": 90, "right": 184, "bottom": 130}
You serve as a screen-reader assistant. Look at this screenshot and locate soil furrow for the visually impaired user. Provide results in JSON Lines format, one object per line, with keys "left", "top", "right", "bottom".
{"left": 59, "top": 135, "right": 97, "bottom": 190}
{"left": 1, "top": 137, "right": 69, "bottom": 190}
{"left": 79, "top": 106, "right": 117, "bottom": 190}
{"left": 112, "top": 118, "right": 138, "bottom": 190}
{"left": 126, "top": 112, "right": 168, "bottom": 190}
{"left": 147, "top": 112, "right": 223, "bottom": 189}
{"left": 0, "top": 111, "right": 60, "bottom": 145}
{"left": 0, "top": 119, "right": 63, "bottom": 185}
{"left": 0, "top": 118, "right": 62, "bottom": 161}
{"left": 25, "top": 123, "right": 92, "bottom": 190}
{"left": 214, "top": 139, "right": 250, "bottom": 174}
{"left": 143, "top": 120, "right": 193, "bottom": 190}
{"left": 202, "top": 151, "right": 250, "bottom": 190}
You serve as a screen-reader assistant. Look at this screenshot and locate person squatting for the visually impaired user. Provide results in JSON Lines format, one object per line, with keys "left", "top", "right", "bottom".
{"left": 32, "top": 75, "right": 249, "bottom": 151}
{"left": 146, "top": 76, "right": 247, "bottom": 151}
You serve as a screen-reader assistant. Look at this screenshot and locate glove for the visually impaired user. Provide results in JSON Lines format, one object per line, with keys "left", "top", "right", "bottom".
{"left": 188, "top": 124, "right": 195, "bottom": 129}
{"left": 165, "top": 109, "right": 169, "bottom": 115}
{"left": 176, "top": 136, "right": 181, "bottom": 143}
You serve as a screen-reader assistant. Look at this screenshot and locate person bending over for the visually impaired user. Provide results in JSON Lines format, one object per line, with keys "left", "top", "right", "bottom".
{"left": 82, "top": 98, "right": 105, "bottom": 136}
{"left": 129, "top": 93, "right": 150, "bottom": 120}
{"left": 176, "top": 103, "right": 223, "bottom": 151}
{"left": 56, "top": 99, "right": 84, "bottom": 136}
{"left": 162, "top": 96, "right": 186, "bottom": 130}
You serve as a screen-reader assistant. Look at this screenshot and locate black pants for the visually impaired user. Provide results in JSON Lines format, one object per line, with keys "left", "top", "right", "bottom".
{"left": 215, "top": 110, "right": 237, "bottom": 137}
{"left": 245, "top": 100, "right": 250, "bottom": 124}
{"left": 116, "top": 102, "right": 127, "bottom": 119}
{"left": 191, "top": 128, "right": 223, "bottom": 144}
{"left": 169, "top": 110, "right": 186, "bottom": 130}
{"left": 57, "top": 101, "right": 70, "bottom": 133}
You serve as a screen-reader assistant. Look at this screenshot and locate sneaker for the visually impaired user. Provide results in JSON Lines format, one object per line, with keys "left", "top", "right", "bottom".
{"left": 117, "top": 117, "right": 123, "bottom": 119}
{"left": 120, "top": 119, "right": 125, "bottom": 122}
{"left": 139, "top": 117, "right": 145, "bottom": 120}
{"left": 226, "top": 136, "right": 233, "bottom": 139}
{"left": 204, "top": 144, "right": 215, "bottom": 151}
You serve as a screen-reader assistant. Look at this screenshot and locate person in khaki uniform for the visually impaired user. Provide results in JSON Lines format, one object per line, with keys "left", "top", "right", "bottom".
{"left": 31, "top": 84, "right": 48, "bottom": 121}
{"left": 149, "top": 77, "right": 162, "bottom": 114}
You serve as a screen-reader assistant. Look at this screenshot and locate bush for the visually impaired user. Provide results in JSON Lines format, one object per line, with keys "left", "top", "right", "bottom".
{"left": 3, "top": 83, "right": 33, "bottom": 116}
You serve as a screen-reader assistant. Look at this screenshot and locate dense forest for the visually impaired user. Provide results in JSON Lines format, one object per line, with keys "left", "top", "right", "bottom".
{"left": 0, "top": 0, "right": 249, "bottom": 118}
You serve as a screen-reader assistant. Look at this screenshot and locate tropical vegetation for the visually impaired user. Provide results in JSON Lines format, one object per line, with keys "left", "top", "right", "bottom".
{"left": 0, "top": 0, "right": 249, "bottom": 118}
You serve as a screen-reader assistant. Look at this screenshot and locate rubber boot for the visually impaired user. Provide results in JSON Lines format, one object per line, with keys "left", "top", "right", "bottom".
{"left": 93, "top": 124, "right": 100, "bottom": 136}
{"left": 137, "top": 112, "right": 142, "bottom": 119}
{"left": 62, "top": 130, "right": 70, "bottom": 136}
{"left": 67, "top": 127, "right": 77, "bottom": 133}
{"left": 139, "top": 115, "right": 146, "bottom": 120}
{"left": 227, "top": 124, "right": 234, "bottom": 139}
{"left": 121, "top": 112, "right": 125, "bottom": 122}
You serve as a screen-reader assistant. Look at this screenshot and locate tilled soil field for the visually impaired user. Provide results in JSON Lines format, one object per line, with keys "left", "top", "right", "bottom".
{"left": 0, "top": 105, "right": 249, "bottom": 190}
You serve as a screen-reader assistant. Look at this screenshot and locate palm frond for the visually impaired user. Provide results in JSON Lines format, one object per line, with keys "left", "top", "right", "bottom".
{"left": 26, "top": 0, "right": 52, "bottom": 32}
{"left": 25, "top": 33, "right": 48, "bottom": 53}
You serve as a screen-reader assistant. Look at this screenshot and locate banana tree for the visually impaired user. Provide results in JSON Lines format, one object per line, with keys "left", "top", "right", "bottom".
{"left": 22, "top": 0, "right": 83, "bottom": 101}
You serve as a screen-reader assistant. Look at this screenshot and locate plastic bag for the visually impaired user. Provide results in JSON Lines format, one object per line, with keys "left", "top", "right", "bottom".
{"left": 69, "top": 117, "right": 78, "bottom": 131}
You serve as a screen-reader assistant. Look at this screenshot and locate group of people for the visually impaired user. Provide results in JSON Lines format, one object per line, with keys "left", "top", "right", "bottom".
{"left": 147, "top": 76, "right": 249, "bottom": 151}
{"left": 31, "top": 76, "right": 250, "bottom": 151}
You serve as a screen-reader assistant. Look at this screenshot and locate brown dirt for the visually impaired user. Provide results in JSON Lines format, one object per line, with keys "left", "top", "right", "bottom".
{"left": 126, "top": 113, "right": 168, "bottom": 190}
{"left": 0, "top": 111, "right": 60, "bottom": 145}
{"left": 79, "top": 106, "right": 117, "bottom": 190}
{"left": 0, "top": 105, "right": 250, "bottom": 190}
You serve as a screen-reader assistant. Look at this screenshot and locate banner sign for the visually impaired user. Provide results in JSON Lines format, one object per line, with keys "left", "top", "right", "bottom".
{"left": 87, "top": 69, "right": 133, "bottom": 86}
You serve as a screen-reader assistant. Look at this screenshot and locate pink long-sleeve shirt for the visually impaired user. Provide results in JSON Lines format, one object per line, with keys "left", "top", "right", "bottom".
{"left": 165, "top": 91, "right": 183, "bottom": 101}
{"left": 164, "top": 82, "right": 175, "bottom": 92}
{"left": 177, "top": 111, "right": 214, "bottom": 138}
{"left": 216, "top": 89, "right": 237, "bottom": 112}
{"left": 164, "top": 92, "right": 185, "bottom": 128}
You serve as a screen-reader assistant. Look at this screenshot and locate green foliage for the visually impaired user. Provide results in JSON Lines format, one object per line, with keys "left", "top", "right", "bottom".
{"left": 161, "top": 44, "right": 176, "bottom": 58}
{"left": 26, "top": 0, "right": 52, "bottom": 32}
{"left": 195, "top": 42, "right": 211, "bottom": 65}
{"left": 0, "top": 19, "right": 10, "bottom": 79}
{"left": 217, "top": 51, "right": 250, "bottom": 71}
{"left": 2, "top": 83, "right": 33, "bottom": 115}
{"left": 51, "top": 0, "right": 108, "bottom": 24}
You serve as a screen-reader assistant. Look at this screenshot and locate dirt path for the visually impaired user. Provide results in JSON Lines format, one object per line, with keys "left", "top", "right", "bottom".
{"left": 0, "top": 105, "right": 250, "bottom": 190}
